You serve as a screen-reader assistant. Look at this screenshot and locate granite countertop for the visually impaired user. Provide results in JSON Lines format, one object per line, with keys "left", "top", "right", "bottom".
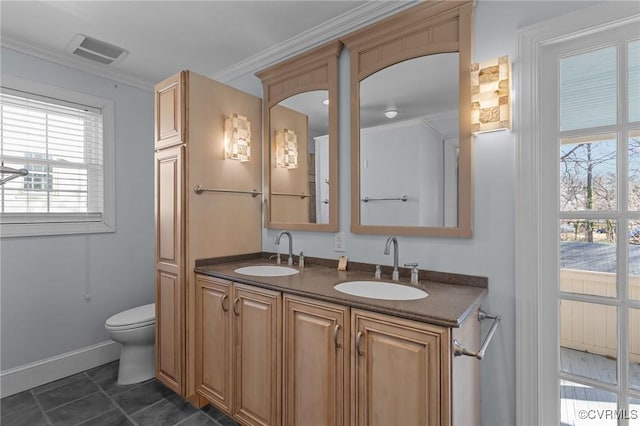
{"left": 194, "top": 258, "right": 487, "bottom": 328}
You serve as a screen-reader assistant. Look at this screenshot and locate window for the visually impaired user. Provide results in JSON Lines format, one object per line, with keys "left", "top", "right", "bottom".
{"left": 0, "top": 76, "right": 114, "bottom": 237}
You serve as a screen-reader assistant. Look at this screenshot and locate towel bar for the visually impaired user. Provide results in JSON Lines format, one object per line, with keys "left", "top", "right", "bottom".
{"left": 362, "top": 195, "right": 408, "bottom": 202}
{"left": 193, "top": 184, "right": 261, "bottom": 197}
{"left": 453, "top": 309, "right": 501, "bottom": 360}
{"left": 272, "top": 191, "right": 311, "bottom": 199}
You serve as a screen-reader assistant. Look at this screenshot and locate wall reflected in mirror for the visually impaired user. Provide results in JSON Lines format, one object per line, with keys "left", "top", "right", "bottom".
{"left": 270, "top": 89, "right": 330, "bottom": 224}
{"left": 359, "top": 52, "right": 459, "bottom": 228}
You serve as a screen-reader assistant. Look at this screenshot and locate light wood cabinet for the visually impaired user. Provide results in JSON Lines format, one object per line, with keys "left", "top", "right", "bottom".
{"left": 195, "top": 275, "right": 232, "bottom": 412}
{"left": 351, "top": 309, "right": 451, "bottom": 426}
{"left": 155, "top": 73, "right": 184, "bottom": 150}
{"left": 154, "top": 145, "right": 184, "bottom": 394}
{"left": 283, "top": 295, "right": 349, "bottom": 426}
{"left": 154, "top": 71, "right": 262, "bottom": 401}
{"left": 195, "top": 275, "right": 281, "bottom": 426}
{"left": 233, "top": 284, "right": 282, "bottom": 426}
{"left": 194, "top": 277, "right": 479, "bottom": 426}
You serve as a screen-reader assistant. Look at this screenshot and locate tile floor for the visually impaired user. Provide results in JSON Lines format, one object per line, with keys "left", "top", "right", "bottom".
{"left": 0, "top": 361, "right": 238, "bottom": 426}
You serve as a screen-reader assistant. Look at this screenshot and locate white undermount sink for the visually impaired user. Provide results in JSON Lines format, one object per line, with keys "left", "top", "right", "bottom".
{"left": 234, "top": 265, "right": 299, "bottom": 277}
{"left": 334, "top": 281, "right": 428, "bottom": 300}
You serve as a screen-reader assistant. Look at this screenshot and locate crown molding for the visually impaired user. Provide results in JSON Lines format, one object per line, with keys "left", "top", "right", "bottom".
{"left": 211, "top": 1, "right": 419, "bottom": 83}
{"left": 1, "top": 36, "right": 155, "bottom": 91}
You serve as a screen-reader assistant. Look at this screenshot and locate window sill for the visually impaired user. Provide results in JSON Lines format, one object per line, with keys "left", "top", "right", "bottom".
{"left": 0, "top": 221, "right": 115, "bottom": 238}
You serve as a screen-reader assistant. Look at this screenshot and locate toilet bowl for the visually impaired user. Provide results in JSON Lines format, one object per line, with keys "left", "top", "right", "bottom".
{"left": 105, "top": 303, "right": 156, "bottom": 385}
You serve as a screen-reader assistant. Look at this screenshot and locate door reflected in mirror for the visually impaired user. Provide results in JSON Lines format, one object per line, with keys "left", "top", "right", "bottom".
{"left": 359, "top": 53, "right": 459, "bottom": 228}
{"left": 270, "top": 90, "right": 330, "bottom": 224}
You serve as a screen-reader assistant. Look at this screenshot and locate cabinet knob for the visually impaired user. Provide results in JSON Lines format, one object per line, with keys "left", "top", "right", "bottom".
{"left": 356, "top": 331, "right": 364, "bottom": 356}
{"left": 233, "top": 298, "right": 240, "bottom": 316}
{"left": 221, "top": 294, "right": 229, "bottom": 312}
{"left": 333, "top": 324, "right": 341, "bottom": 348}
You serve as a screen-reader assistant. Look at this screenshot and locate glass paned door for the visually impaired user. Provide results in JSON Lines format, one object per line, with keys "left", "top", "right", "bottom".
{"left": 543, "top": 23, "right": 640, "bottom": 425}
{"left": 561, "top": 380, "right": 618, "bottom": 426}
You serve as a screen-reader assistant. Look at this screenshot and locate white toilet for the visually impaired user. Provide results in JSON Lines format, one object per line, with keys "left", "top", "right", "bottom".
{"left": 105, "top": 303, "right": 156, "bottom": 385}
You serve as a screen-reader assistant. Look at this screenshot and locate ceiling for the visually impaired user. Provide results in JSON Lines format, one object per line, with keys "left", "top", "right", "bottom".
{"left": 0, "top": 1, "right": 415, "bottom": 88}
{"left": 360, "top": 52, "right": 459, "bottom": 136}
{"left": 1, "top": 0, "right": 457, "bottom": 137}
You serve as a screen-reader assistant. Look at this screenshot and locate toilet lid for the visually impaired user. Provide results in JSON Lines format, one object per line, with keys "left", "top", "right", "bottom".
{"left": 106, "top": 303, "right": 155, "bottom": 328}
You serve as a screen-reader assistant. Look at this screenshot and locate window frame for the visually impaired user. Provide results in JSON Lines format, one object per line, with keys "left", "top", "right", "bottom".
{"left": 0, "top": 75, "right": 115, "bottom": 237}
{"left": 516, "top": 4, "right": 640, "bottom": 425}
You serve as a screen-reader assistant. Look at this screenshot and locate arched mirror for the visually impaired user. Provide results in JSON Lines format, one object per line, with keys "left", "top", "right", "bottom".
{"left": 256, "top": 41, "right": 341, "bottom": 231}
{"left": 342, "top": 0, "right": 474, "bottom": 237}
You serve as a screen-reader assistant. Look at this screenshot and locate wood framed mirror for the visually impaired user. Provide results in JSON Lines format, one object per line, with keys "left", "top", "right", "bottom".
{"left": 342, "top": 1, "right": 474, "bottom": 238}
{"left": 256, "top": 41, "right": 342, "bottom": 231}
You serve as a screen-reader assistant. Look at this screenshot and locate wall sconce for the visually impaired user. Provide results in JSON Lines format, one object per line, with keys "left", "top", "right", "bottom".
{"left": 224, "top": 113, "right": 251, "bottom": 162}
{"left": 471, "top": 55, "right": 512, "bottom": 134}
{"left": 275, "top": 129, "right": 298, "bottom": 169}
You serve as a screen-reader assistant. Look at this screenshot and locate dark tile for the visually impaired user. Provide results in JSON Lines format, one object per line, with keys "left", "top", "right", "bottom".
{"left": 112, "top": 379, "right": 173, "bottom": 414}
{"left": 32, "top": 373, "right": 86, "bottom": 395}
{"left": 76, "top": 408, "right": 133, "bottom": 426}
{"left": 96, "top": 376, "right": 147, "bottom": 396}
{"left": 178, "top": 411, "right": 219, "bottom": 426}
{"left": 0, "top": 405, "right": 48, "bottom": 426}
{"left": 214, "top": 415, "right": 239, "bottom": 426}
{"left": 131, "top": 394, "right": 197, "bottom": 426}
{"left": 47, "top": 392, "right": 114, "bottom": 426}
{"left": 85, "top": 361, "right": 119, "bottom": 383}
{"left": 201, "top": 405, "right": 237, "bottom": 426}
{"left": 200, "top": 404, "right": 223, "bottom": 419}
{"left": 35, "top": 375, "right": 99, "bottom": 411}
{"left": 0, "top": 391, "right": 37, "bottom": 417}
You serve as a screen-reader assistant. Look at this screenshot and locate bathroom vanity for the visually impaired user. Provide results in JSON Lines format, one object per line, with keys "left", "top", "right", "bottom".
{"left": 193, "top": 257, "right": 487, "bottom": 426}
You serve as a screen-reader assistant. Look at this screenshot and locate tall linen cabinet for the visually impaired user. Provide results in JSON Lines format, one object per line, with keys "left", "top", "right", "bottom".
{"left": 154, "top": 71, "right": 262, "bottom": 401}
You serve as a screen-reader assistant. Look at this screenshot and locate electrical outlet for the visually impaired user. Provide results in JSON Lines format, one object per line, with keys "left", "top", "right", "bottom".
{"left": 334, "top": 232, "right": 346, "bottom": 252}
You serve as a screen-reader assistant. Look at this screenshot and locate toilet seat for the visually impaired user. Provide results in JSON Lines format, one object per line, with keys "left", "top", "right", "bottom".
{"left": 106, "top": 303, "right": 155, "bottom": 331}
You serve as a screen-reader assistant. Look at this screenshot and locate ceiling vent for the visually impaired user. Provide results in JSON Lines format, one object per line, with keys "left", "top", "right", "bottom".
{"left": 66, "top": 34, "right": 128, "bottom": 65}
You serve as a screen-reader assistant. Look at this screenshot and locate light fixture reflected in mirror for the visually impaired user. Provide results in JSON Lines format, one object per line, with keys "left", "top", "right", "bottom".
{"left": 471, "top": 55, "right": 512, "bottom": 134}
{"left": 384, "top": 109, "right": 398, "bottom": 119}
{"left": 276, "top": 129, "right": 298, "bottom": 169}
{"left": 224, "top": 113, "right": 251, "bottom": 162}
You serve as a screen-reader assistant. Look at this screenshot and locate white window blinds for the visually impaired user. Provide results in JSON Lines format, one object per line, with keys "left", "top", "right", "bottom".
{"left": 560, "top": 46, "right": 618, "bottom": 132}
{"left": 0, "top": 88, "right": 104, "bottom": 224}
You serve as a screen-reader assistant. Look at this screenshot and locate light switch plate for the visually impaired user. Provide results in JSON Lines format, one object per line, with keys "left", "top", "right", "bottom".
{"left": 334, "top": 232, "right": 346, "bottom": 252}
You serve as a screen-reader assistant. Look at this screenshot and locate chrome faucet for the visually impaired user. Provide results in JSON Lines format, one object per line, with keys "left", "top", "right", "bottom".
{"left": 384, "top": 236, "right": 399, "bottom": 281}
{"left": 276, "top": 231, "right": 293, "bottom": 266}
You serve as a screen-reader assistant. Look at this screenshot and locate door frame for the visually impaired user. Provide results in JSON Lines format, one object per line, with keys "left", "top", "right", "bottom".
{"left": 515, "top": 3, "right": 640, "bottom": 425}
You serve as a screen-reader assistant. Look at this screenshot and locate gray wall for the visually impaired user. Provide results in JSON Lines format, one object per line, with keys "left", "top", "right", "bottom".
{"left": 227, "top": 2, "right": 599, "bottom": 425}
{"left": 0, "top": 48, "right": 155, "bottom": 370}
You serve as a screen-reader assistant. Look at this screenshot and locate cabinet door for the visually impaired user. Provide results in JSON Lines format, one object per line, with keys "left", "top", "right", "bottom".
{"left": 233, "top": 284, "right": 282, "bottom": 426}
{"left": 155, "top": 72, "right": 184, "bottom": 150}
{"left": 352, "top": 310, "right": 450, "bottom": 426}
{"left": 155, "top": 146, "right": 184, "bottom": 394}
{"left": 283, "top": 295, "right": 349, "bottom": 426}
{"left": 195, "top": 275, "right": 233, "bottom": 413}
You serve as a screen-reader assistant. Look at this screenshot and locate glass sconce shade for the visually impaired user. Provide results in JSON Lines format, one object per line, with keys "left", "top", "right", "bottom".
{"left": 471, "top": 55, "right": 512, "bottom": 133}
{"left": 275, "top": 129, "right": 298, "bottom": 169}
{"left": 224, "top": 113, "right": 251, "bottom": 162}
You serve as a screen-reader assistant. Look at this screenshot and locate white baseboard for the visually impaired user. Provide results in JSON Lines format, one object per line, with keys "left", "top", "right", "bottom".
{"left": 0, "top": 340, "right": 120, "bottom": 398}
